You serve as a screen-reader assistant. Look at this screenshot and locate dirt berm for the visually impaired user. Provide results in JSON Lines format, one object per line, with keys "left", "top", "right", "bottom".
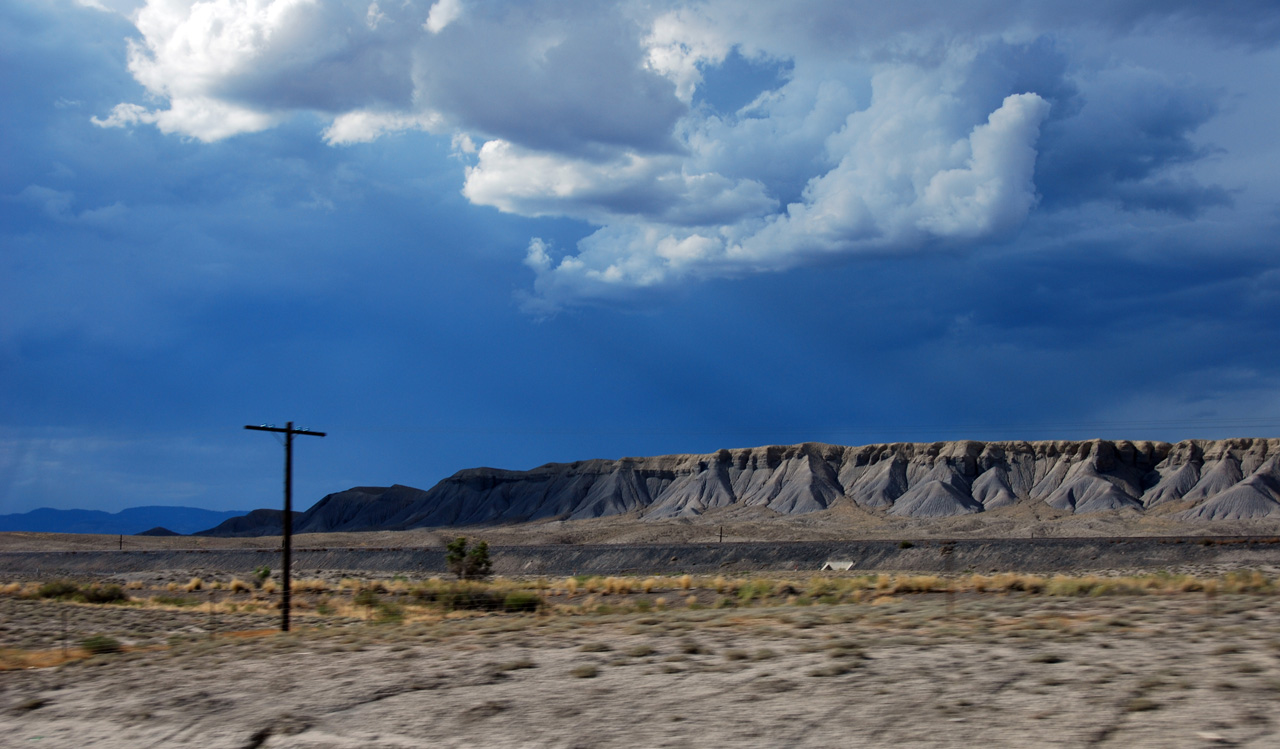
{"left": 1, "top": 536, "right": 1278, "bottom": 578}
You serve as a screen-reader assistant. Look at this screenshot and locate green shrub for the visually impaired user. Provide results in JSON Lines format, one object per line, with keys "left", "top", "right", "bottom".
{"left": 153, "top": 595, "right": 198, "bottom": 607}
{"left": 446, "top": 537, "right": 492, "bottom": 580}
{"left": 502, "top": 591, "right": 542, "bottom": 613}
{"left": 80, "top": 635, "right": 122, "bottom": 655}
{"left": 38, "top": 580, "right": 80, "bottom": 599}
{"left": 374, "top": 601, "right": 404, "bottom": 623}
{"left": 80, "top": 584, "right": 127, "bottom": 604}
{"left": 898, "top": 540, "right": 914, "bottom": 549}
{"left": 438, "top": 587, "right": 503, "bottom": 611}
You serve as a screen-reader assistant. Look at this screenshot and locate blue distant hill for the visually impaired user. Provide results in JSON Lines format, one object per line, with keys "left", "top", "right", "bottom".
{"left": 0, "top": 506, "right": 251, "bottom": 536}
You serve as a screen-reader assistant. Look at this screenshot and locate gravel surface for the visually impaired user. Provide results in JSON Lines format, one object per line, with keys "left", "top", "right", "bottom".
{"left": 3, "top": 594, "right": 1280, "bottom": 747}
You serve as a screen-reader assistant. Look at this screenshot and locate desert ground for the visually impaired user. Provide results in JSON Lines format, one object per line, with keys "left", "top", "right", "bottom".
{"left": 4, "top": 508, "right": 1280, "bottom": 748}
{"left": 2, "top": 557, "right": 1280, "bottom": 747}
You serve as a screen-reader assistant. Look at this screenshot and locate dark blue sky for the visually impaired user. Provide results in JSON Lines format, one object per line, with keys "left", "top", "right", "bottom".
{"left": 2, "top": 0, "right": 1279, "bottom": 513}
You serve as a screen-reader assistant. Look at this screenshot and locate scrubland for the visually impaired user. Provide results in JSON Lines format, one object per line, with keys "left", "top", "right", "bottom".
{"left": 2, "top": 568, "right": 1280, "bottom": 747}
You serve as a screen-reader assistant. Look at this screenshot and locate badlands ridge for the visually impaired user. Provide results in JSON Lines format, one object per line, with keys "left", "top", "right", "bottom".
{"left": 207, "top": 438, "right": 1280, "bottom": 534}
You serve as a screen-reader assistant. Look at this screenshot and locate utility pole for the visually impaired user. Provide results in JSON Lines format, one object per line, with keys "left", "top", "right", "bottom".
{"left": 244, "top": 421, "right": 325, "bottom": 632}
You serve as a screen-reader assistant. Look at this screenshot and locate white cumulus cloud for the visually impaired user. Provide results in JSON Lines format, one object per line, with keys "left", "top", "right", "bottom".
{"left": 423, "top": 0, "right": 462, "bottom": 34}
{"left": 92, "top": 0, "right": 1254, "bottom": 310}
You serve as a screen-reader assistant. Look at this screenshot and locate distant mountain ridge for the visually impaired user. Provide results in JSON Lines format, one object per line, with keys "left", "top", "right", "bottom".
{"left": 0, "top": 506, "right": 249, "bottom": 535}
{"left": 193, "top": 509, "right": 301, "bottom": 538}
{"left": 201, "top": 438, "right": 1280, "bottom": 536}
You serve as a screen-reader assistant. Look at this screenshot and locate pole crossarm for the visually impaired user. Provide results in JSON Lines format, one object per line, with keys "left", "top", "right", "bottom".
{"left": 245, "top": 424, "right": 327, "bottom": 437}
{"left": 244, "top": 420, "right": 325, "bottom": 632}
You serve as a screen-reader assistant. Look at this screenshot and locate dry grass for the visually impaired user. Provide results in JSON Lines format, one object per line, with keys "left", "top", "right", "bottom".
{"left": 0, "top": 569, "right": 1275, "bottom": 627}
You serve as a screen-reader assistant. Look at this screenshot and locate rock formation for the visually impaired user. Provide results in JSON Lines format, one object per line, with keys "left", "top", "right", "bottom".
{"left": 202, "top": 439, "right": 1280, "bottom": 535}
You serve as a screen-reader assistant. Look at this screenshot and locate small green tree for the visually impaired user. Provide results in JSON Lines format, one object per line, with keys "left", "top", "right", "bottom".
{"left": 446, "top": 537, "right": 492, "bottom": 580}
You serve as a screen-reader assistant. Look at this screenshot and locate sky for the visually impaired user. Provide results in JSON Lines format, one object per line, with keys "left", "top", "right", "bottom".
{"left": 2, "top": 0, "right": 1280, "bottom": 514}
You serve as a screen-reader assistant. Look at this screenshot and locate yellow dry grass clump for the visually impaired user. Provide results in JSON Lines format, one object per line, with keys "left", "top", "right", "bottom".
{"left": 184, "top": 577, "right": 203, "bottom": 592}
{"left": 603, "top": 577, "right": 632, "bottom": 595}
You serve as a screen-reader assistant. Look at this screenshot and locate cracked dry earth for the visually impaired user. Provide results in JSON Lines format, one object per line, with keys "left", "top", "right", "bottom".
{"left": 3, "top": 596, "right": 1280, "bottom": 748}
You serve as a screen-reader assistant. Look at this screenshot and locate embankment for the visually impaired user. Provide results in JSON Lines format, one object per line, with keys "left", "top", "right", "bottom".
{"left": 1, "top": 536, "right": 1278, "bottom": 578}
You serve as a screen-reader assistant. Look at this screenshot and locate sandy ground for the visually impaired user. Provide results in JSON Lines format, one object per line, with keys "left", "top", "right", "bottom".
{"left": 3, "top": 591, "right": 1280, "bottom": 748}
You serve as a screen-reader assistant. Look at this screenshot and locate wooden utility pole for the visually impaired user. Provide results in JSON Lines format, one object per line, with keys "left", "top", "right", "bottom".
{"left": 244, "top": 421, "right": 325, "bottom": 632}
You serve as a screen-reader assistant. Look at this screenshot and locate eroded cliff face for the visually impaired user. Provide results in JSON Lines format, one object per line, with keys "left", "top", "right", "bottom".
{"left": 287, "top": 439, "right": 1280, "bottom": 532}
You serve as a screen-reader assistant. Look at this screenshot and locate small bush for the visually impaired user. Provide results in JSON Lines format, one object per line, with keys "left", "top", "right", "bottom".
{"left": 38, "top": 580, "right": 80, "bottom": 599}
{"left": 80, "top": 584, "right": 127, "bottom": 604}
{"left": 737, "top": 580, "right": 773, "bottom": 603}
{"left": 374, "top": 601, "right": 404, "bottom": 623}
{"left": 229, "top": 578, "right": 252, "bottom": 593}
{"left": 571, "top": 664, "right": 599, "bottom": 678}
{"left": 503, "top": 591, "right": 542, "bottom": 613}
{"left": 438, "top": 587, "right": 503, "bottom": 612}
{"left": 641, "top": 578, "right": 658, "bottom": 594}
{"left": 184, "top": 577, "right": 203, "bottom": 592}
{"left": 678, "top": 574, "right": 693, "bottom": 590}
{"left": 153, "top": 595, "right": 198, "bottom": 607}
{"left": 253, "top": 565, "right": 271, "bottom": 584}
{"left": 898, "top": 540, "right": 914, "bottom": 549}
{"left": 80, "top": 635, "right": 123, "bottom": 655}
{"left": 446, "top": 537, "right": 492, "bottom": 580}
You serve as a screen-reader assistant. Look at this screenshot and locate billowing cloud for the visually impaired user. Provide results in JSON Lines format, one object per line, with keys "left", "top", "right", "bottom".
{"left": 462, "top": 139, "right": 776, "bottom": 226}
{"left": 93, "top": 0, "right": 1267, "bottom": 309}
